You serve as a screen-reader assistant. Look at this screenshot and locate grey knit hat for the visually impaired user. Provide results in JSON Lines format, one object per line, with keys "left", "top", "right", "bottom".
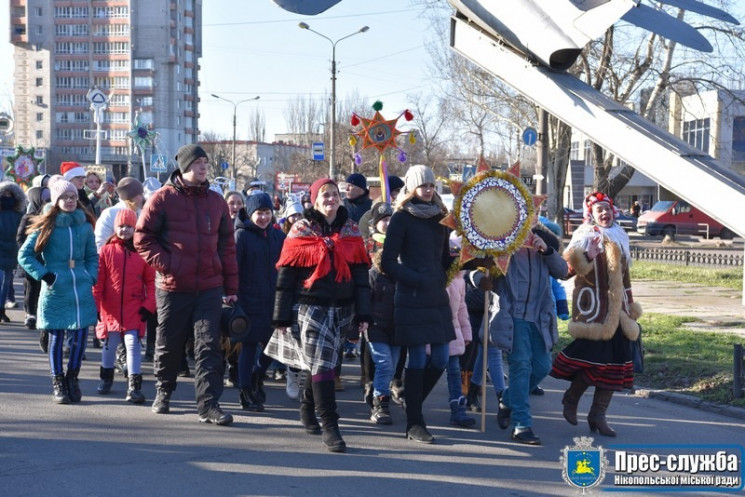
{"left": 403, "top": 164, "right": 435, "bottom": 194}
{"left": 175, "top": 144, "right": 208, "bottom": 172}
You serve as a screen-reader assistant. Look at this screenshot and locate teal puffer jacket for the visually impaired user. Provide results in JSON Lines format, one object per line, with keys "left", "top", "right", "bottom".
{"left": 18, "top": 209, "right": 98, "bottom": 330}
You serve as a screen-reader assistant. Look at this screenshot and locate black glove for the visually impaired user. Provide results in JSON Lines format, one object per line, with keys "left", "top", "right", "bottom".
{"left": 41, "top": 272, "right": 56, "bottom": 286}
{"left": 138, "top": 307, "right": 153, "bottom": 322}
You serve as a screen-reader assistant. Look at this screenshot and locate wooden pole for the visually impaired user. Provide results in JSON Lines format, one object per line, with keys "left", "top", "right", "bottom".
{"left": 480, "top": 289, "right": 490, "bottom": 432}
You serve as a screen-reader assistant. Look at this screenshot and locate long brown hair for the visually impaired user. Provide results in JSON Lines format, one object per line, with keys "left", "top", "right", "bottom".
{"left": 27, "top": 202, "right": 97, "bottom": 253}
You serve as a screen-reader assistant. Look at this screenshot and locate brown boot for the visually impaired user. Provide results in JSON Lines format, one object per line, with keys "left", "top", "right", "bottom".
{"left": 562, "top": 376, "right": 589, "bottom": 426}
{"left": 587, "top": 388, "right": 616, "bottom": 437}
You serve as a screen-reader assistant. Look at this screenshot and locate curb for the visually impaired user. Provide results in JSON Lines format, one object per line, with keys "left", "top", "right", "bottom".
{"left": 633, "top": 387, "right": 745, "bottom": 421}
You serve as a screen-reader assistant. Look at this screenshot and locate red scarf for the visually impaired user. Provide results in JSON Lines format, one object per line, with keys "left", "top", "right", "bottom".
{"left": 277, "top": 233, "right": 370, "bottom": 289}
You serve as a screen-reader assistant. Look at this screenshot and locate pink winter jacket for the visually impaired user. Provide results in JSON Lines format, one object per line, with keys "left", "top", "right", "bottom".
{"left": 445, "top": 271, "right": 472, "bottom": 356}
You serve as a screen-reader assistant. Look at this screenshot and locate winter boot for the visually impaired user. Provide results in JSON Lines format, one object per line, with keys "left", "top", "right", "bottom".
{"left": 363, "top": 381, "right": 374, "bottom": 408}
{"left": 370, "top": 395, "right": 393, "bottom": 425}
{"left": 449, "top": 396, "right": 476, "bottom": 428}
{"left": 151, "top": 387, "right": 171, "bottom": 414}
{"left": 312, "top": 379, "right": 346, "bottom": 452}
{"left": 250, "top": 370, "right": 266, "bottom": 403}
{"left": 239, "top": 387, "right": 264, "bottom": 412}
{"left": 52, "top": 374, "right": 70, "bottom": 404}
{"left": 562, "top": 376, "right": 590, "bottom": 426}
{"left": 465, "top": 381, "right": 482, "bottom": 413}
{"left": 588, "top": 388, "right": 616, "bottom": 437}
{"left": 390, "top": 378, "right": 405, "bottom": 406}
{"left": 97, "top": 367, "right": 115, "bottom": 394}
{"left": 65, "top": 368, "right": 82, "bottom": 403}
{"left": 126, "top": 374, "right": 146, "bottom": 404}
{"left": 299, "top": 383, "right": 321, "bottom": 434}
{"left": 404, "top": 368, "right": 434, "bottom": 443}
{"left": 115, "top": 343, "right": 128, "bottom": 378}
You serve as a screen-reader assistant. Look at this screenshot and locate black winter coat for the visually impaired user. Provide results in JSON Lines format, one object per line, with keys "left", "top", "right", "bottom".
{"left": 367, "top": 255, "right": 396, "bottom": 344}
{"left": 343, "top": 193, "right": 372, "bottom": 223}
{"left": 0, "top": 182, "right": 25, "bottom": 271}
{"left": 273, "top": 206, "right": 371, "bottom": 329}
{"left": 234, "top": 210, "right": 285, "bottom": 343}
{"left": 381, "top": 201, "right": 455, "bottom": 347}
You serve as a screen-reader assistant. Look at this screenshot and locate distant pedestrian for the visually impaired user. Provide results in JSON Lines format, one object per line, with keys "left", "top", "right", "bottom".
{"left": 0, "top": 181, "right": 26, "bottom": 323}
{"left": 18, "top": 177, "right": 98, "bottom": 404}
{"left": 551, "top": 191, "right": 642, "bottom": 437}
{"left": 135, "top": 144, "right": 239, "bottom": 425}
{"left": 631, "top": 201, "right": 641, "bottom": 218}
{"left": 94, "top": 209, "right": 155, "bottom": 403}
{"left": 17, "top": 185, "right": 50, "bottom": 335}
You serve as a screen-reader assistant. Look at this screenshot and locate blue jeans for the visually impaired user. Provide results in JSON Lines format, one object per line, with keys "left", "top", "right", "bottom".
{"left": 472, "top": 341, "right": 506, "bottom": 395}
{"left": 0, "top": 268, "right": 12, "bottom": 308}
{"left": 406, "top": 343, "right": 449, "bottom": 370}
{"left": 501, "top": 318, "right": 551, "bottom": 430}
{"left": 446, "top": 355, "right": 465, "bottom": 401}
{"left": 368, "top": 341, "right": 401, "bottom": 397}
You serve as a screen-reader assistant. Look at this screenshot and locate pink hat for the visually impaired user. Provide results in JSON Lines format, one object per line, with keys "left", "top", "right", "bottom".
{"left": 50, "top": 179, "right": 78, "bottom": 205}
{"left": 115, "top": 209, "right": 137, "bottom": 228}
{"left": 59, "top": 161, "right": 86, "bottom": 181}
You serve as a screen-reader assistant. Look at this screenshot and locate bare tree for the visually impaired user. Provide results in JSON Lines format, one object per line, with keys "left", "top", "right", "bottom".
{"left": 246, "top": 107, "right": 266, "bottom": 143}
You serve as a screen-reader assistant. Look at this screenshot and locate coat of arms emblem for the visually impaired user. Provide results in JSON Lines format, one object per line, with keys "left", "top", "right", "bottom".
{"left": 561, "top": 436, "right": 608, "bottom": 493}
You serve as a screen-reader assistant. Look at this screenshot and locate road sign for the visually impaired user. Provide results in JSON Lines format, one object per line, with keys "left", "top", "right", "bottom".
{"left": 221, "top": 161, "right": 229, "bottom": 170}
{"left": 86, "top": 88, "right": 107, "bottom": 107}
{"left": 522, "top": 127, "right": 538, "bottom": 146}
{"left": 150, "top": 154, "right": 167, "bottom": 172}
{"left": 312, "top": 142, "right": 325, "bottom": 161}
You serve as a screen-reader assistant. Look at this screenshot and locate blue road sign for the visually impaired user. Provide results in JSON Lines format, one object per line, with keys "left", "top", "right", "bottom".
{"left": 522, "top": 127, "right": 538, "bottom": 146}
{"left": 221, "top": 161, "right": 229, "bottom": 170}
{"left": 312, "top": 142, "right": 325, "bottom": 161}
{"left": 150, "top": 154, "right": 167, "bottom": 172}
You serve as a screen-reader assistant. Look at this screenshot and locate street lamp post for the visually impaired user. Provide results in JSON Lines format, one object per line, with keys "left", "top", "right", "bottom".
{"left": 211, "top": 94, "right": 260, "bottom": 181}
{"left": 299, "top": 22, "right": 369, "bottom": 180}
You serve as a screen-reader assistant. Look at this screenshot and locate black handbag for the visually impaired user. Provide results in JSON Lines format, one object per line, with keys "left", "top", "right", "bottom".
{"left": 220, "top": 302, "right": 251, "bottom": 343}
{"left": 631, "top": 324, "right": 644, "bottom": 374}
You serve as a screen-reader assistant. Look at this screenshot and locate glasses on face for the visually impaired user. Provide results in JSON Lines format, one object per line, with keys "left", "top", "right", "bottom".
{"left": 58, "top": 194, "right": 78, "bottom": 202}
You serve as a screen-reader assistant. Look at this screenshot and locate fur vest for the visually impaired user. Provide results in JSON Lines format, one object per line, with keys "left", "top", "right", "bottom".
{"left": 565, "top": 239, "right": 642, "bottom": 341}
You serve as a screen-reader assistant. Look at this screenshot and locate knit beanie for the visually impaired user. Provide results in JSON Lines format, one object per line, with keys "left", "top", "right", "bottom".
{"left": 175, "top": 144, "right": 208, "bottom": 173}
{"left": 309, "top": 178, "right": 337, "bottom": 204}
{"left": 284, "top": 199, "right": 304, "bottom": 218}
{"left": 388, "top": 175, "right": 404, "bottom": 193}
{"left": 370, "top": 202, "right": 393, "bottom": 227}
{"left": 245, "top": 192, "right": 273, "bottom": 218}
{"left": 60, "top": 161, "right": 86, "bottom": 181}
{"left": 403, "top": 165, "right": 435, "bottom": 194}
{"left": 345, "top": 173, "right": 368, "bottom": 192}
{"left": 116, "top": 177, "right": 144, "bottom": 201}
{"left": 115, "top": 208, "right": 137, "bottom": 228}
{"left": 50, "top": 178, "right": 78, "bottom": 205}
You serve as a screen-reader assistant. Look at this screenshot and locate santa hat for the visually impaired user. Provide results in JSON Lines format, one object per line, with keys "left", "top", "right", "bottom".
{"left": 115, "top": 209, "right": 137, "bottom": 228}
{"left": 60, "top": 161, "right": 86, "bottom": 181}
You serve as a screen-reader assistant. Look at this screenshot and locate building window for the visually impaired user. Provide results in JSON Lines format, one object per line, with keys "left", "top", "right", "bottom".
{"left": 732, "top": 116, "right": 745, "bottom": 166}
{"left": 583, "top": 140, "right": 593, "bottom": 166}
{"left": 34, "top": 7, "right": 43, "bottom": 16}
{"left": 35, "top": 78, "right": 43, "bottom": 87}
{"left": 36, "top": 113, "right": 43, "bottom": 122}
{"left": 570, "top": 141, "right": 579, "bottom": 160}
{"left": 682, "top": 118, "right": 710, "bottom": 153}
{"left": 36, "top": 60, "right": 43, "bottom": 69}
{"left": 36, "top": 130, "right": 43, "bottom": 139}
{"left": 36, "top": 96, "right": 43, "bottom": 105}
{"left": 35, "top": 25, "right": 43, "bottom": 35}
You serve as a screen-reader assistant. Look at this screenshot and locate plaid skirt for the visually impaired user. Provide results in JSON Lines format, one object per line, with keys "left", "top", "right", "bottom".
{"left": 265, "top": 304, "right": 353, "bottom": 375}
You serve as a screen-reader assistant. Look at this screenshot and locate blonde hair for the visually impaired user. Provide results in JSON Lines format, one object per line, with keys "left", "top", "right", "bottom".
{"left": 394, "top": 188, "right": 447, "bottom": 215}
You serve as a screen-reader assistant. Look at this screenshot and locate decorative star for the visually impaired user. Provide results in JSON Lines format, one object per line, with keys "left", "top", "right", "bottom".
{"left": 128, "top": 113, "right": 158, "bottom": 152}
{"left": 5, "top": 146, "right": 43, "bottom": 187}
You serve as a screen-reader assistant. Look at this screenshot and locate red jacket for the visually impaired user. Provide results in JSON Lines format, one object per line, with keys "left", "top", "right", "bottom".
{"left": 134, "top": 172, "right": 238, "bottom": 295}
{"left": 93, "top": 237, "right": 156, "bottom": 338}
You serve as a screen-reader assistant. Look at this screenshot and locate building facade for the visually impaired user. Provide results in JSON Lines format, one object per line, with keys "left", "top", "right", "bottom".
{"left": 10, "top": 0, "right": 202, "bottom": 179}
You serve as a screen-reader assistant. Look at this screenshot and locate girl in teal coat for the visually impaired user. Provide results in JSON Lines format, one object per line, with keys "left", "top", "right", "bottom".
{"left": 18, "top": 177, "right": 98, "bottom": 404}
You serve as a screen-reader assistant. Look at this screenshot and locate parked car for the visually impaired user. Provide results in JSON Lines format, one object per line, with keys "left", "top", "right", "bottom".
{"left": 636, "top": 200, "right": 734, "bottom": 239}
{"left": 563, "top": 207, "right": 583, "bottom": 235}
{"left": 616, "top": 212, "right": 638, "bottom": 232}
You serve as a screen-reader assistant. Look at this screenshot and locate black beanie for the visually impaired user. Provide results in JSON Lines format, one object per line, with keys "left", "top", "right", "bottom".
{"left": 175, "top": 144, "right": 208, "bottom": 172}
{"left": 388, "top": 175, "right": 404, "bottom": 192}
{"left": 245, "top": 192, "right": 273, "bottom": 218}
{"left": 370, "top": 202, "right": 393, "bottom": 227}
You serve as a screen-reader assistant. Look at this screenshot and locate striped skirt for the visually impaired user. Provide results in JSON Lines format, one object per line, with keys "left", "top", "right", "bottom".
{"left": 265, "top": 303, "right": 353, "bottom": 376}
{"left": 550, "top": 325, "right": 634, "bottom": 391}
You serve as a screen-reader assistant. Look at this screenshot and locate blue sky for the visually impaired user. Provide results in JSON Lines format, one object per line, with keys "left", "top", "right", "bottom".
{"left": 0, "top": 1, "right": 443, "bottom": 141}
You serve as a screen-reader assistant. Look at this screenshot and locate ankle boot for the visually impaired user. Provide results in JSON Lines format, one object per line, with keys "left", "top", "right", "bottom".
{"left": 371, "top": 395, "right": 393, "bottom": 425}
{"left": 449, "top": 396, "right": 476, "bottom": 428}
{"left": 390, "top": 378, "right": 405, "bottom": 406}
{"left": 299, "top": 383, "right": 321, "bottom": 434}
{"left": 466, "top": 381, "right": 482, "bottom": 413}
{"left": 239, "top": 387, "right": 264, "bottom": 412}
{"left": 562, "top": 377, "right": 590, "bottom": 425}
{"left": 126, "top": 374, "right": 146, "bottom": 404}
{"left": 404, "top": 368, "right": 434, "bottom": 443}
{"left": 97, "top": 367, "right": 115, "bottom": 394}
{"left": 52, "top": 374, "right": 70, "bottom": 404}
{"left": 65, "top": 368, "right": 82, "bottom": 403}
{"left": 588, "top": 388, "right": 617, "bottom": 437}
{"left": 250, "top": 370, "right": 266, "bottom": 403}
{"left": 312, "top": 379, "right": 346, "bottom": 452}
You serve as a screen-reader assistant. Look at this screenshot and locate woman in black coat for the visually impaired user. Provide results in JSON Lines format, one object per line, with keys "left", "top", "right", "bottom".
{"left": 0, "top": 181, "right": 26, "bottom": 323}
{"left": 381, "top": 164, "right": 454, "bottom": 444}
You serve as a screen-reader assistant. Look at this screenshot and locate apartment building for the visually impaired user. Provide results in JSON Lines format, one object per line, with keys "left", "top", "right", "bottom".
{"left": 9, "top": 0, "right": 202, "bottom": 179}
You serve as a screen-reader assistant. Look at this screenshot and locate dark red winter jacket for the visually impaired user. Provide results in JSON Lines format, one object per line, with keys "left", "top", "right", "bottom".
{"left": 93, "top": 237, "right": 156, "bottom": 338}
{"left": 134, "top": 171, "right": 239, "bottom": 295}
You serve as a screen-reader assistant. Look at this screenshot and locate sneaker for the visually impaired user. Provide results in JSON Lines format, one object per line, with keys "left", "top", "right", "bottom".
{"left": 5, "top": 301, "right": 17, "bottom": 309}
{"left": 286, "top": 370, "right": 300, "bottom": 400}
{"left": 199, "top": 404, "right": 233, "bottom": 426}
{"left": 273, "top": 369, "right": 286, "bottom": 381}
{"left": 343, "top": 349, "right": 358, "bottom": 360}
{"left": 178, "top": 366, "right": 190, "bottom": 378}
{"left": 25, "top": 315, "right": 36, "bottom": 330}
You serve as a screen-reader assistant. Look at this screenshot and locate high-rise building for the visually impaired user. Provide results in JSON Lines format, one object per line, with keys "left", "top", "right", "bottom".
{"left": 9, "top": 0, "right": 202, "bottom": 179}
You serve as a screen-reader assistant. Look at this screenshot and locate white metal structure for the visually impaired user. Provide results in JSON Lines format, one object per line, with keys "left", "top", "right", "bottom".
{"left": 450, "top": 15, "right": 745, "bottom": 238}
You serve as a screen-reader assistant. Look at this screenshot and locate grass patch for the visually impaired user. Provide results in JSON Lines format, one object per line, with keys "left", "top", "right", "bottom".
{"left": 630, "top": 261, "right": 743, "bottom": 291}
{"left": 555, "top": 313, "right": 745, "bottom": 408}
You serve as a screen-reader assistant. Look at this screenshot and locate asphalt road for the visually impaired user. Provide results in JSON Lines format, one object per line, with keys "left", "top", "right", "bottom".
{"left": 1, "top": 306, "right": 744, "bottom": 497}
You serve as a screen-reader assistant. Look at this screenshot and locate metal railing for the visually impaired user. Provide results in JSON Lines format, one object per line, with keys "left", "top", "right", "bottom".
{"left": 630, "top": 246, "right": 744, "bottom": 268}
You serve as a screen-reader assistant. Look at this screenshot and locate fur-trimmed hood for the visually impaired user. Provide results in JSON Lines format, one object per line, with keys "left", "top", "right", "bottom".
{"left": 0, "top": 181, "right": 26, "bottom": 212}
